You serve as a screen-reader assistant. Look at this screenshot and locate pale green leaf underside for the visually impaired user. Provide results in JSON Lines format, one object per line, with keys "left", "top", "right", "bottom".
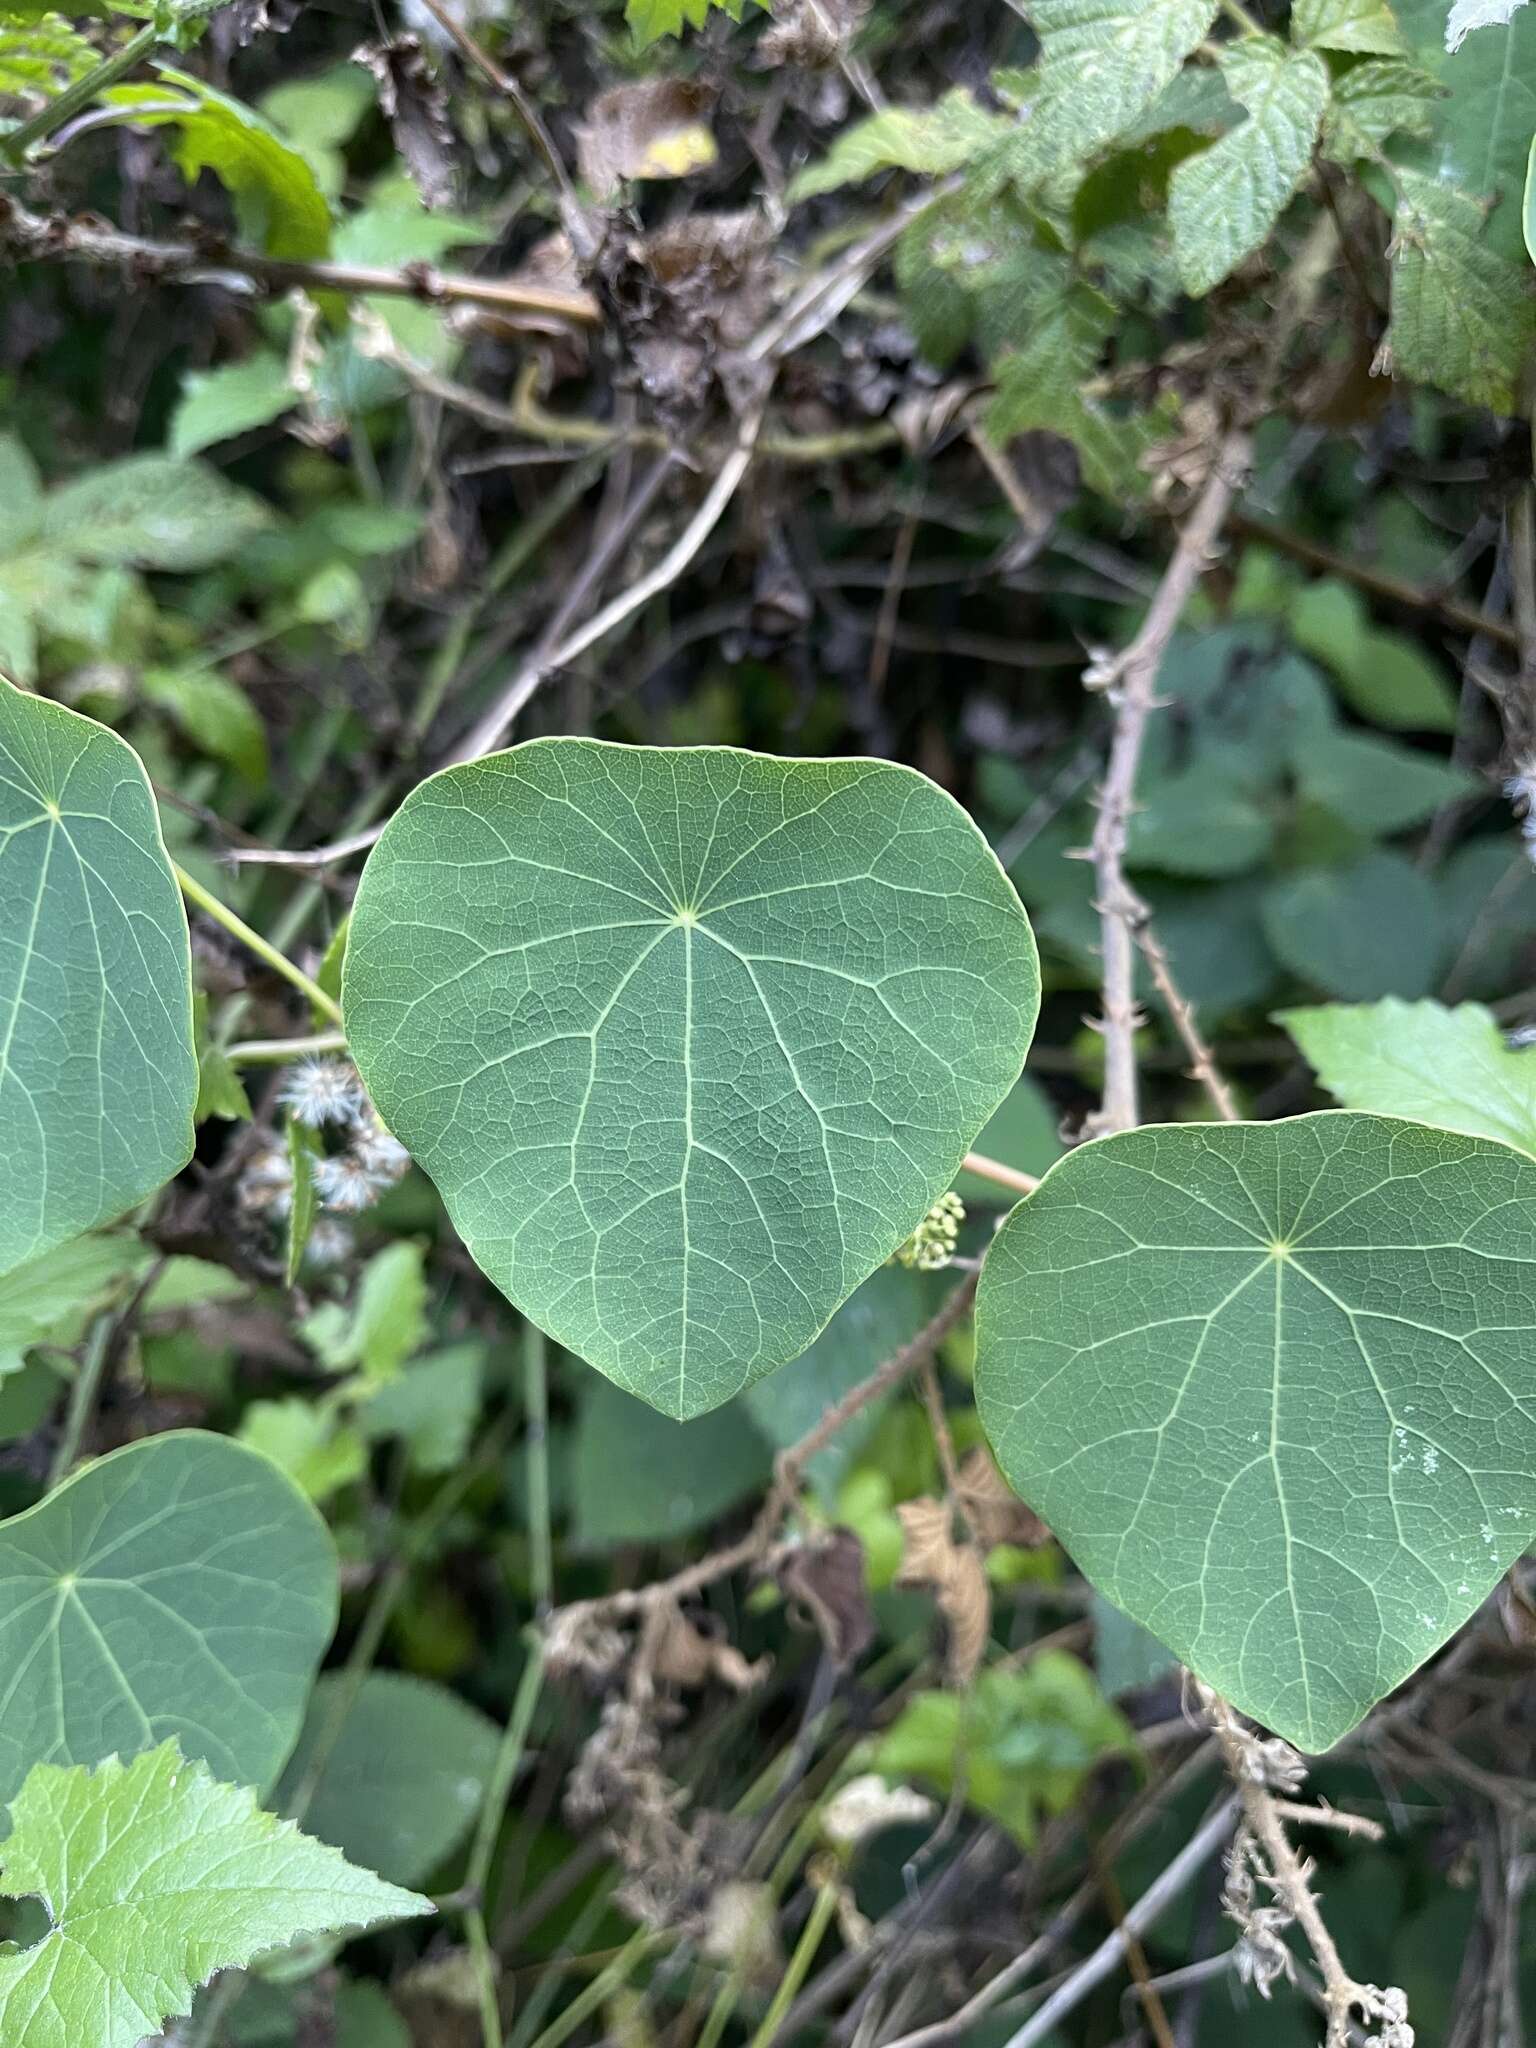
{"left": 976, "top": 1113, "right": 1536, "bottom": 1751}
{"left": 1282, "top": 998, "right": 1536, "bottom": 1157}
{"left": 0, "top": 680, "right": 198, "bottom": 1279}
{"left": 0, "top": 1742, "right": 427, "bottom": 2048}
{"left": 0, "top": 1432, "right": 337, "bottom": 1804}
{"left": 345, "top": 741, "right": 1038, "bottom": 1417}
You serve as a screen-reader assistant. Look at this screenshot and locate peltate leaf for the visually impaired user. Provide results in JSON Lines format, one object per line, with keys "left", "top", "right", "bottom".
{"left": 1386, "top": 167, "right": 1535, "bottom": 410}
{"left": 0, "top": 1431, "right": 336, "bottom": 1802}
{"left": 975, "top": 1113, "right": 1536, "bottom": 1750}
{"left": 1281, "top": 998, "right": 1536, "bottom": 1155}
{"left": 0, "top": 680, "right": 198, "bottom": 1278}
{"left": 1169, "top": 38, "right": 1330, "bottom": 295}
{"left": 0, "top": 1742, "right": 428, "bottom": 2048}
{"left": 344, "top": 741, "right": 1038, "bottom": 1417}
{"left": 103, "top": 68, "right": 332, "bottom": 261}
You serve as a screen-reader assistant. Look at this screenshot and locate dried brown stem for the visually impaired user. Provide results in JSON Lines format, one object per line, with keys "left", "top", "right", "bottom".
{"left": 1085, "top": 428, "right": 1254, "bottom": 1138}
{"left": 1134, "top": 924, "right": 1241, "bottom": 1123}
{"left": 0, "top": 195, "right": 600, "bottom": 327}
{"left": 548, "top": 1271, "right": 978, "bottom": 1629}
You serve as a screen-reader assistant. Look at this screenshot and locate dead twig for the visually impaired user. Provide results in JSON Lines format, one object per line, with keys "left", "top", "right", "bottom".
{"left": 1083, "top": 427, "right": 1254, "bottom": 1138}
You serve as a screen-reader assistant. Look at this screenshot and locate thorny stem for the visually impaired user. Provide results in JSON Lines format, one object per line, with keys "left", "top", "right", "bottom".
{"left": 549, "top": 1274, "right": 978, "bottom": 1631}
{"left": 1085, "top": 428, "right": 1255, "bottom": 1136}
{"left": 1211, "top": 1700, "right": 1391, "bottom": 2045}
{"left": 174, "top": 864, "right": 344, "bottom": 1028}
{"left": 0, "top": 197, "right": 600, "bottom": 326}
{"left": 1134, "top": 925, "right": 1241, "bottom": 1122}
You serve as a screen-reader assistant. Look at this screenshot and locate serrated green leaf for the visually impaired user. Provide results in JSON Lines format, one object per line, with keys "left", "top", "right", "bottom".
{"left": 976, "top": 1113, "right": 1536, "bottom": 1749}
{"left": 1005, "top": 0, "right": 1219, "bottom": 192}
{"left": 1169, "top": 38, "right": 1331, "bottom": 295}
{"left": 0, "top": 1232, "right": 146, "bottom": 1377}
{"left": 194, "top": 991, "right": 251, "bottom": 1124}
{"left": 0, "top": 1431, "right": 336, "bottom": 1802}
{"left": 275, "top": 1672, "right": 500, "bottom": 1887}
{"left": 141, "top": 663, "right": 269, "bottom": 783}
{"left": 170, "top": 352, "right": 301, "bottom": 457}
{"left": 789, "top": 91, "right": 1011, "bottom": 201}
{"left": 0, "top": 1742, "right": 428, "bottom": 2048}
{"left": 1293, "top": 0, "right": 1406, "bottom": 52}
{"left": 301, "top": 1240, "right": 427, "bottom": 1383}
{"left": 1322, "top": 57, "right": 1441, "bottom": 158}
{"left": 1394, "top": 0, "right": 1536, "bottom": 260}
{"left": 0, "top": 679, "right": 198, "bottom": 1278}
{"left": 1386, "top": 167, "right": 1535, "bottom": 409}
{"left": 1281, "top": 997, "right": 1536, "bottom": 1154}
{"left": 344, "top": 741, "right": 1038, "bottom": 1418}
{"left": 238, "top": 1399, "right": 368, "bottom": 1503}
{"left": 984, "top": 279, "right": 1172, "bottom": 500}
{"left": 360, "top": 1342, "right": 484, "bottom": 1475}
{"left": 625, "top": 0, "right": 741, "bottom": 48}
{"left": 1262, "top": 849, "right": 1445, "bottom": 999}
{"left": 41, "top": 454, "right": 271, "bottom": 570}
{"left": 103, "top": 67, "right": 332, "bottom": 261}
{"left": 869, "top": 1654, "right": 1133, "bottom": 1842}
{"left": 0, "top": 15, "right": 94, "bottom": 93}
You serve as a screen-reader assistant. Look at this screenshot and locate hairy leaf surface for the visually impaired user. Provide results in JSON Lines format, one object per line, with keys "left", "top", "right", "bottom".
{"left": 0, "top": 1743, "right": 426, "bottom": 2048}
{"left": 1169, "top": 39, "right": 1330, "bottom": 295}
{"left": 976, "top": 1114, "right": 1536, "bottom": 1750}
{"left": 345, "top": 741, "right": 1037, "bottom": 1416}
{"left": 0, "top": 1432, "right": 336, "bottom": 1803}
{"left": 0, "top": 681, "right": 198, "bottom": 1278}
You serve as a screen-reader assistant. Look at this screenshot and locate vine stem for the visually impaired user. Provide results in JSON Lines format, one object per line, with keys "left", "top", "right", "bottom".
{"left": 46, "top": 1314, "right": 112, "bottom": 1486}
{"left": 0, "top": 22, "right": 159, "bottom": 162}
{"left": 173, "top": 864, "right": 344, "bottom": 1028}
{"left": 464, "top": 1642, "right": 547, "bottom": 2048}
{"left": 225, "top": 1030, "right": 349, "bottom": 1065}
{"left": 960, "top": 1151, "right": 1038, "bottom": 1196}
{"left": 747, "top": 1872, "right": 840, "bottom": 2048}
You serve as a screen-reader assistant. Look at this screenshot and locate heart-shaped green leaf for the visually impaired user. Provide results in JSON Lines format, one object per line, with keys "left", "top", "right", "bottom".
{"left": 0, "top": 1431, "right": 337, "bottom": 1803}
{"left": 344, "top": 741, "right": 1037, "bottom": 1416}
{"left": 975, "top": 1113, "right": 1536, "bottom": 1751}
{"left": 0, "top": 679, "right": 198, "bottom": 1279}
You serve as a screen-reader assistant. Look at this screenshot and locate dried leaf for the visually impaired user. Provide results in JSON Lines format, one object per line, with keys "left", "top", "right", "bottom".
{"left": 896, "top": 1497, "right": 992, "bottom": 1685}
{"left": 957, "top": 1446, "right": 1051, "bottom": 1552}
{"left": 576, "top": 80, "right": 718, "bottom": 199}
{"left": 650, "top": 1604, "right": 767, "bottom": 1693}
{"left": 759, "top": 0, "right": 869, "bottom": 68}
{"left": 354, "top": 37, "right": 456, "bottom": 210}
{"left": 779, "top": 1529, "right": 876, "bottom": 1667}
{"left": 821, "top": 1772, "right": 937, "bottom": 1851}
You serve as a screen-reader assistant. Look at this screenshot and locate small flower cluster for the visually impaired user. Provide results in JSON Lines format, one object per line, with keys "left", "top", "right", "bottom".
{"left": 895, "top": 1191, "right": 965, "bottom": 1270}
{"left": 237, "top": 1058, "right": 412, "bottom": 1266}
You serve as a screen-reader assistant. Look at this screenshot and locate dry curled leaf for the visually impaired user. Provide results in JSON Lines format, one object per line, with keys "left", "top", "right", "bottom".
{"left": 354, "top": 37, "right": 456, "bottom": 212}
{"left": 650, "top": 1602, "right": 767, "bottom": 1693}
{"left": 896, "top": 1496, "right": 991, "bottom": 1686}
{"left": 759, "top": 0, "right": 869, "bottom": 68}
{"left": 956, "top": 1445, "right": 1051, "bottom": 1552}
{"left": 821, "top": 1771, "right": 937, "bottom": 1851}
{"left": 779, "top": 1528, "right": 875, "bottom": 1668}
{"left": 576, "top": 80, "right": 717, "bottom": 201}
